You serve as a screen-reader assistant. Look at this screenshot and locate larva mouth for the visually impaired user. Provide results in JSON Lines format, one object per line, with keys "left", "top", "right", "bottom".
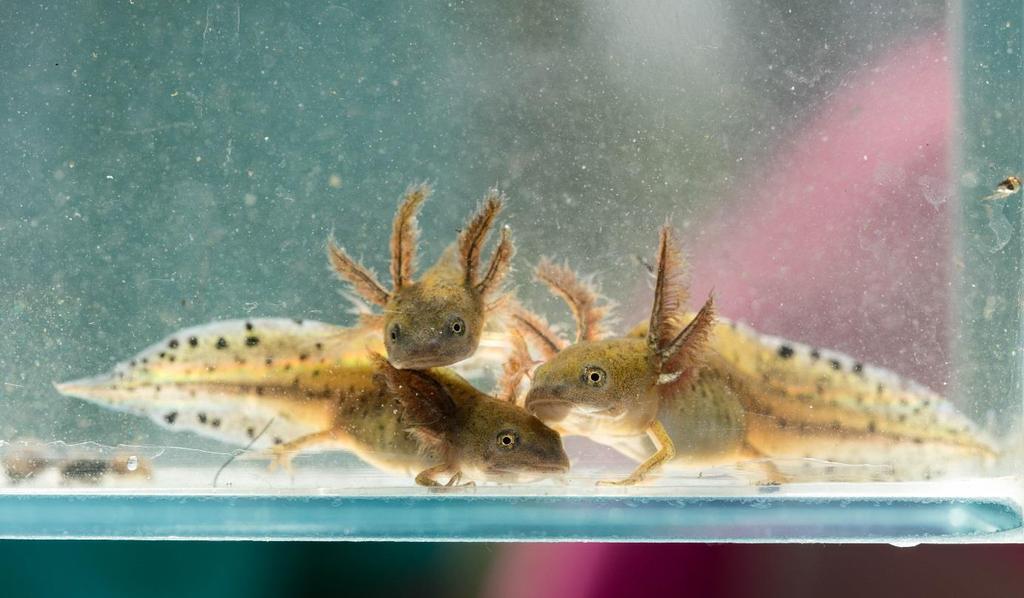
{"left": 387, "top": 350, "right": 461, "bottom": 370}
{"left": 522, "top": 395, "right": 574, "bottom": 422}
{"left": 386, "top": 335, "right": 473, "bottom": 369}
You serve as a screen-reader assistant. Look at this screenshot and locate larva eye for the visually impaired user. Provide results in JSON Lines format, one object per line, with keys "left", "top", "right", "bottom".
{"left": 496, "top": 429, "right": 519, "bottom": 449}
{"left": 449, "top": 317, "right": 466, "bottom": 336}
{"left": 582, "top": 365, "right": 606, "bottom": 387}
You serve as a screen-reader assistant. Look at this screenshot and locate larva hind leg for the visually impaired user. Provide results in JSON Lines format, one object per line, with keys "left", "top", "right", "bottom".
{"left": 414, "top": 463, "right": 474, "bottom": 488}
{"left": 265, "top": 429, "right": 347, "bottom": 475}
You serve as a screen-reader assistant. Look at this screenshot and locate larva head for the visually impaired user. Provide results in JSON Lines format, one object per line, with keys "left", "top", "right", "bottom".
{"left": 453, "top": 395, "right": 570, "bottom": 483}
{"left": 517, "top": 226, "right": 716, "bottom": 437}
{"left": 524, "top": 338, "right": 660, "bottom": 436}
{"left": 328, "top": 184, "right": 514, "bottom": 370}
{"left": 512, "top": 261, "right": 657, "bottom": 435}
{"left": 384, "top": 187, "right": 514, "bottom": 369}
{"left": 383, "top": 277, "right": 485, "bottom": 369}
{"left": 375, "top": 356, "right": 568, "bottom": 483}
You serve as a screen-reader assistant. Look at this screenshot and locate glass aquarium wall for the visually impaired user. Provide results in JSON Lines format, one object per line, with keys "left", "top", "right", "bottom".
{"left": 0, "top": 0, "right": 1021, "bottom": 541}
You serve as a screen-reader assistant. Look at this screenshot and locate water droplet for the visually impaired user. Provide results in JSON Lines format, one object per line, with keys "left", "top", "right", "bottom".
{"left": 125, "top": 455, "right": 139, "bottom": 472}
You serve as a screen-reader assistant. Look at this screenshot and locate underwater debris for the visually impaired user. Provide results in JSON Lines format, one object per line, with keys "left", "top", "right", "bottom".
{"left": 2, "top": 442, "right": 49, "bottom": 483}
{"left": 2, "top": 442, "right": 152, "bottom": 485}
{"left": 981, "top": 175, "right": 1021, "bottom": 201}
{"left": 57, "top": 453, "right": 152, "bottom": 484}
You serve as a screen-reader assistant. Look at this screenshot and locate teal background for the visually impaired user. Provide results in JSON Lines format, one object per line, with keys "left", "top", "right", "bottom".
{"left": 954, "top": 0, "right": 1024, "bottom": 434}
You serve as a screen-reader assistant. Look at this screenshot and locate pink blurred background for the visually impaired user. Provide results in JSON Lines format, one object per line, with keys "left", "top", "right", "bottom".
{"left": 688, "top": 33, "right": 953, "bottom": 391}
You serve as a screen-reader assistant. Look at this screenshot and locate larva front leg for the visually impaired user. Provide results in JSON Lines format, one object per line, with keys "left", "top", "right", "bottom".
{"left": 597, "top": 421, "right": 676, "bottom": 486}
